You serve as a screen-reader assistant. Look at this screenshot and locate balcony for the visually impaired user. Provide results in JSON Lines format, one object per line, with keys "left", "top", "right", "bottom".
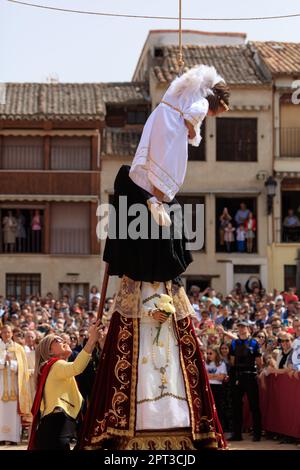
{"left": 50, "top": 228, "right": 90, "bottom": 255}
{"left": 275, "top": 217, "right": 300, "bottom": 244}
{"left": 280, "top": 128, "right": 300, "bottom": 158}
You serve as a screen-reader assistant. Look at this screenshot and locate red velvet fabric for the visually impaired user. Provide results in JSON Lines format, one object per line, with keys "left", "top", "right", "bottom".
{"left": 27, "top": 358, "right": 60, "bottom": 450}
{"left": 243, "top": 374, "right": 300, "bottom": 438}
{"left": 78, "top": 312, "right": 226, "bottom": 449}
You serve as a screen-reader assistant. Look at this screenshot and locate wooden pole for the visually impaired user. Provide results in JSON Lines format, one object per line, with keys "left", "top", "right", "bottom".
{"left": 97, "top": 262, "right": 110, "bottom": 321}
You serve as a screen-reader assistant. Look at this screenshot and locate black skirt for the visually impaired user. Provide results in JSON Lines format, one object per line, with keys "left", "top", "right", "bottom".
{"left": 103, "top": 165, "right": 193, "bottom": 282}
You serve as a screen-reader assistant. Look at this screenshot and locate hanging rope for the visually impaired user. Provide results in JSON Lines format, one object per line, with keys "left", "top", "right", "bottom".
{"left": 177, "top": 0, "right": 184, "bottom": 76}
{"left": 7, "top": 1, "right": 300, "bottom": 22}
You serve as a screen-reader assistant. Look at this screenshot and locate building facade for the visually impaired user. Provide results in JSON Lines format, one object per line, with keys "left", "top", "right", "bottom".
{"left": 1, "top": 31, "right": 300, "bottom": 300}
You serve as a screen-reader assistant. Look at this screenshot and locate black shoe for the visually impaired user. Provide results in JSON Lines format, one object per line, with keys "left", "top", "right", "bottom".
{"left": 253, "top": 436, "right": 261, "bottom": 442}
{"left": 228, "top": 435, "right": 243, "bottom": 442}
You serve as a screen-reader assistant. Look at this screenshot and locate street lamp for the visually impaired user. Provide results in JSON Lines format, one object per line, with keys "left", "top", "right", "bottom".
{"left": 264, "top": 176, "right": 277, "bottom": 215}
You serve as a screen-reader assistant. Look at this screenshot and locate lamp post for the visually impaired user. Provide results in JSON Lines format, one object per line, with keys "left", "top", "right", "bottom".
{"left": 264, "top": 176, "right": 277, "bottom": 215}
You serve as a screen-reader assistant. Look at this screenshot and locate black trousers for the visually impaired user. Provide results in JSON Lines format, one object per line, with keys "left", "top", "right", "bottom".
{"left": 231, "top": 374, "right": 261, "bottom": 438}
{"left": 35, "top": 412, "right": 76, "bottom": 450}
{"left": 210, "top": 384, "right": 224, "bottom": 422}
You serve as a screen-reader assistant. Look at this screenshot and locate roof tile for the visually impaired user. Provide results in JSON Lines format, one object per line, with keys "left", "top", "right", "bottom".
{"left": 0, "top": 82, "right": 149, "bottom": 122}
{"left": 152, "top": 44, "right": 269, "bottom": 85}
{"left": 251, "top": 41, "right": 300, "bottom": 76}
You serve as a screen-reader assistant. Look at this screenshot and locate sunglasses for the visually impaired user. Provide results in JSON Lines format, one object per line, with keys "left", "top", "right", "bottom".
{"left": 257, "top": 336, "right": 265, "bottom": 339}
{"left": 281, "top": 339, "right": 290, "bottom": 343}
{"left": 51, "top": 338, "right": 63, "bottom": 345}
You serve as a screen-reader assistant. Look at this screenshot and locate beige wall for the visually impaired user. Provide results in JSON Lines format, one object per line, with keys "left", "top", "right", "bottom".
{"left": 269, "top": 244, "right": 298, "bottom": 292}
{"left": 0, "top": 255, "right": 101, "bottom": 298}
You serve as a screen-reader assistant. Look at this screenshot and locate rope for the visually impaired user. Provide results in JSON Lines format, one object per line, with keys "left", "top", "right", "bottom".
{"left": 7, "top": 1, "right": 300, "bottom": 22}
{"left": 178, "top": 0, "right": 184, "bottom": 76}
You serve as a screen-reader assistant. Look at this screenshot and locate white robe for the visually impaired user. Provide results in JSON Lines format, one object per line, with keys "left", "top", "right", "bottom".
{"left": 0, "top": 340, "right": 22, "bottom": 443}
{"left": 136, "top": 282, "right": 190, "bottom": 430}
{"left": 130, "top": 85, "right": 208, "bottom": 202}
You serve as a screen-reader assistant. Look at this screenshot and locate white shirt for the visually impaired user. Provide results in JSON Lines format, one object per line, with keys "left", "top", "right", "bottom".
{"left": 291, "top": 337, "right": 300, "bottom": 371}
{"left": 205, "top": 360, "right": 227, "bottom": 385}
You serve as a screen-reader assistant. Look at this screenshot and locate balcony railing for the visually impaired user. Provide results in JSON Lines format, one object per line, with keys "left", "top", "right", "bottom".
{"left": 50, "top": 228, "right": 90, "bottom": 254}
{"left": 275, "top": 217, "right": 300, "bottom": 243}
{"left": 280, "top": 128, "right": 300, "bottom": 157}
{"left": 0, "top": 228, "right": 43, "bottom": 253}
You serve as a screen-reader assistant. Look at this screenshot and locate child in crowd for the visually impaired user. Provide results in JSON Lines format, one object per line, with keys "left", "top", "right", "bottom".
{"left": 205, "top": 346, "right": 227, "bottom": 421}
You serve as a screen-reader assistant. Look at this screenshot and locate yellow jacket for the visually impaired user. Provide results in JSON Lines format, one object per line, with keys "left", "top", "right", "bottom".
{"left": 40, "top": 349, "right": 91, "bottom": 419}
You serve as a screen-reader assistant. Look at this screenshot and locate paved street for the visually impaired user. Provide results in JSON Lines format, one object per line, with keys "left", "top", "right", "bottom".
{"left": 0, "top": 434, "right": 299, "bottom": 451}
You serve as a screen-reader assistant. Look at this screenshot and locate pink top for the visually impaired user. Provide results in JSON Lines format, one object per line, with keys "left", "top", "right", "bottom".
{"left": 32, "top": 216, "right": 41, "bottom": 231}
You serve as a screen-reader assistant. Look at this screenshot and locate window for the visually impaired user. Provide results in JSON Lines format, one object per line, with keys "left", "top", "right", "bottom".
{"left": 0, "top": 208, "right": 44, "bottom": 253}
{"left": 6, "top": 273, "right": 41, "bottom": 300}
{"left": 154, "top": 47, "right": 164, "bottom": 58}
{"left": 176, "top": 195, "right": 205, "bottom": 251}
{"left": 234, "top": 265, "right": 260, "bottom": 274}
{"left": 216, "top": 197, "right": 257, "bottom": 253}
{"left": 50, "top": 203, "right": 90, "bottom": 254}
{"left": 188, "top": 122, "right": 206, "bottom": 161}
{"left": 281, "top": 190, "right": 300, "bottom": 243}
{"left": 106, "top": 106, "right": 126, "bottom": 127}
{"left": 1, "top": 137, "right": 43, "bottom": 169}
{"left": 185, "top": 277, "right": 211, "bottom": 294}
{"left": 51, "top": 137, "right": 91, "bottom": 170}
{"left": 59, "top": 283, "right": 90, "bottom": 304}
{"left": 127, "top": 107, "right": 148, "bottom": 125}
{"left": 284, "top": 265, "right": 297, "bottom": 291}
{"left": 217, "top": 118, "right": 257, "bottom": 161}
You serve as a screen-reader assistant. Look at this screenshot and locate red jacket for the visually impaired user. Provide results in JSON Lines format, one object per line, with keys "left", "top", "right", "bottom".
{"left": 244, "top": 218, "right": 256, "bottom": 231}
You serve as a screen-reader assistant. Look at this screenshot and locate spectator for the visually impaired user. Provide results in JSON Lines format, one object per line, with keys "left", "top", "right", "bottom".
{"left": 236, "top": 224, "right": 246, "bottom": 253}
{"left": 283, "top": 288, "right": 299, "bottom": 304}
{"left": 244, "top": 212, "right": 256, "bottom": 253}
{"left": 235, "top": 203, "right": 250, "bottom": 226}
{"left": 290, "top": 317, "right": 300, "bottom": 374}
{"left": 219, "top": 207, "right": 232, "bottom": 249}
{"left": 224, "top": 222, "right": 235, "bottom": 253}
{"left": 205, "top": 346, "right": 227, "bottom": 421}
{"left": 253, "top": 330, "right": 268, "bottom": 355}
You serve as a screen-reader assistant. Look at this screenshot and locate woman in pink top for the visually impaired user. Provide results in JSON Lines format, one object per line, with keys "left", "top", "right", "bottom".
{"left": 31, "top": 210, "right": 42, "bottom": 252}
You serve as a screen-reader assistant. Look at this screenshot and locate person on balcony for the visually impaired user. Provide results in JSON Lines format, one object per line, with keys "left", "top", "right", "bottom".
{"left": 234, "top": 203, "right": 250, "bottom": 226}
{"left": 16, "top": 210, "right": 27, "bottom": 253}
{"left": 2, "top": 211, "right": 17, "bottom": 253}
{"left": 283, "top": 209, "right": 300, "bottom": 242}
{"left": 244, "top": 212, "right": 256, "bottom": 253}
{"left": 31, "top": 210, "right": 42, "bottom": 252}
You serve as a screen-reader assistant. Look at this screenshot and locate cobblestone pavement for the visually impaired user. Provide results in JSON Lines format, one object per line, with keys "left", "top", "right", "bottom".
{"left": 0, "top": 434, "right": 299, "bottom": 450}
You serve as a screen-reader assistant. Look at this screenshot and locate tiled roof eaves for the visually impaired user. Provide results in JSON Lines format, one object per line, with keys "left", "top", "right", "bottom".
{"left": 0, "top": 82, "right": 150, "bottom": 121}
{"left": 151, "top": 44, "right": 270, "bottom": 85}
{"left": 250, "top": 41, "right": 300, "bottom": 76}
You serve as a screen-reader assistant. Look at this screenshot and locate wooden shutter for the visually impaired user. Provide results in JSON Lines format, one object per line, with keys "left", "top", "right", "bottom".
{"left": 217, "top": 118, "right": 257, "bottom": 162}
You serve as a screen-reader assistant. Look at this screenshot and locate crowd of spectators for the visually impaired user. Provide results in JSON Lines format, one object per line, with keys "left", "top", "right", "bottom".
{"left": 188, "top": 282, "right": 300, "bottom": 444}
{"left": 1, "top": 280, "right": 300, "bottom": 445}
